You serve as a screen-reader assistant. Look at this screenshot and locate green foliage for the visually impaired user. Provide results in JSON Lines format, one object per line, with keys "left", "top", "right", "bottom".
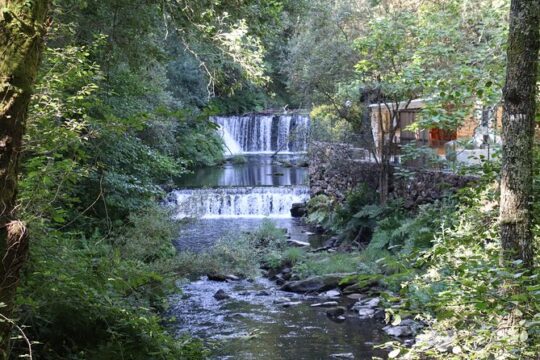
{"left": 174, "top": 220, "right": 288, "bottom": 279}
{"left": 15, "top": 207, "right": 206, "bottom": 359}
{"left": 369, "top": 201, "right": 455, "bottom": 255}
{"left": 309, "top": 105, "right": 356, "bottom": 143}
{"left": 376, "top": 167, "right": 540, "bottom": 359}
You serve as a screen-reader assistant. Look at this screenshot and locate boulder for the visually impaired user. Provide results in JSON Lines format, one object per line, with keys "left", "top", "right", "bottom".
{"left": 282, "top": 301, "right": 302, "bottom": 308}
{"left": 353, "top": 297, "right": 381, "bottom": 309}
{"left": 213, "top": 289, "right": 230, "bottom": 301}
{"left": 290, "top": 203, "right": 307, "bottom": 217}
{"left": 326, "top": 306, "right": 347, "bottom": 318}
{"left": 207, "top": 273, "right": 240, "bottom": 282}
{"left": 287, "top": 239, "right": 310, "bottom": 247}
{"left": 273, "top": 297, "right": 292, "bottom": 304}
{"left": 207, "top": 273, "right": 228, "bottom": 282}
{"left": 321, "top": 289, "right": 341, "bottom": 298}
{"left": 281, "top": 275, "right": 344, "bottom": 294}
{"left": 357, "top": 308, "right": 376, "bottom": 318}
{"left": 342, "top": 280, "right": 379, "bottom": 295}
{"left": 274, "top": 274, "right": 286, "bottom": 286}
{"left": 310, "top": 301, "right": 339, "bottom": 308}
{"left": 383, "top": 325, "right": 413, "bottom": 337}
{"left": 330, "top": 353, "right": 354, "bottom": 359}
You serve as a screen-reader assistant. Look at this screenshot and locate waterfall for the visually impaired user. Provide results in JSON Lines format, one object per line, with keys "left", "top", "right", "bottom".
{"left": 169, "top": 186, "right": 310, "bottom": 219}
{"left": 214, "top": 114, "right": 310, "bottom": 155}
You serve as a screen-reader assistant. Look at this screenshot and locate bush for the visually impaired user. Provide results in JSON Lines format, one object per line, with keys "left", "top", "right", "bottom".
{"left": 15, "top": 208, "right": 206, "bottom": 360}
{"left": 174, "top": 220, "right": 288, "bottom": 278}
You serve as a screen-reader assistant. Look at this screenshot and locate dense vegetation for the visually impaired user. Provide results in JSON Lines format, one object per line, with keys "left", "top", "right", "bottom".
{"left": 0, "top": 0, "right": 538, "bottom": 359}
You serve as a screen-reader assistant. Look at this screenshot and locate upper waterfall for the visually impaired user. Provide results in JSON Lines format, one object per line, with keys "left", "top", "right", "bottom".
{"left": 213, "top": 114, "right": 310, "bottom": 155}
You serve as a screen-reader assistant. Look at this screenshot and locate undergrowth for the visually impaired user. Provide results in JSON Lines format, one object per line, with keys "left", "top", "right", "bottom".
{"left": 14, "top": 206, "right": 206, "bottom": 360}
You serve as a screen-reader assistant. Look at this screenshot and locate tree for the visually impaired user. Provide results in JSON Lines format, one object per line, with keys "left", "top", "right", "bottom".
{"left": 499, "top": 0, "right": 540, "bottom": 269}
{"left": 353, "top": 12, "right": 421, "bottom": 203}
{"left": 0, "top": 0, "right": 50, "bottom": 356}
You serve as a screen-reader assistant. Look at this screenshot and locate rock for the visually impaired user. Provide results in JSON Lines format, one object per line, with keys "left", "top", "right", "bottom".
{"left": 281, "top": 275, "right": 345, "bottom": 294}
{"left": 342, "top": 281, "right": 378, "bottom": 295}
{"left": 353, "top": 297, "right": 381, "bottom": 309}
{"left": 310, "top": 301, "right": 339, "bottom": 308}
{"left": 207, "top": 273, "right": 228, "bottom": 282}
{"left": 213, "top": 289, "right": 230, "bottom": 301}
{"left": 346, "top": 294, "right": 364, "bottom": 300}
{"left": 330, "top": 353, "right": 355, "bottom": 359}
{"left": 256, "top": 290, "right": 271, "bottom": 296}
{"left": 357, "top": 308, "right": 376, "bottom": 318}
{"left": 273, "top": 297, "right": 292, "bottom": 304}
{"left": 282, "top": 301, "right": 302, "bottom": 308}
{"left": 383, "top": 325, "right": 413, "bottom": 337}
{"left": 287, "top": 239, "right": 310, "bottom": 247}
{"left": 321, "top": 289, "right": 341, "bottom": 298}
{"left": 326, "top": 306, "right": 347, "bottom": 318}
{"left": 274, "top": 274, "right": 286, "bottom": 286}
{"left": 290, "top": 203, "right": 307, "bottom": 217}
{"left": 225, "top": 274, "right": 241, "bottom": 281}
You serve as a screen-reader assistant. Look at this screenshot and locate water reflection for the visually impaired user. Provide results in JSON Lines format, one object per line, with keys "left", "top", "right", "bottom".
{"left": 179, "top": 154, "right": 309, "bottom": 188}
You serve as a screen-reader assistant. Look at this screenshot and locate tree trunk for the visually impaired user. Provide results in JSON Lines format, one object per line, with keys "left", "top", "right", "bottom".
{"left": 0, "top": 1, "right": 49, "bottom": 357}
{"left": 499, "top": 0, "right": 540, "bottom": 269}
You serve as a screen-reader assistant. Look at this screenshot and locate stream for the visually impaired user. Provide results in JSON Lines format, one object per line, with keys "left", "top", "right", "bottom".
{"left": 167, "top": 114, "right": 388, "bottom": 359}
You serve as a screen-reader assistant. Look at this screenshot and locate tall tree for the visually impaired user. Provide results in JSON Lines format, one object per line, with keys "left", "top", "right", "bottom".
{"left": 0, "top": 0, "right": 50, "bottom": 356}
{"left": 499, "top": 0, "right": 540, "bottom": 268}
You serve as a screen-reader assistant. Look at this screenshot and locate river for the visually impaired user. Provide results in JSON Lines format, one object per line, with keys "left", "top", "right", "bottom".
{"left": 166, "top": 114, "right": 388, "bottom": 359}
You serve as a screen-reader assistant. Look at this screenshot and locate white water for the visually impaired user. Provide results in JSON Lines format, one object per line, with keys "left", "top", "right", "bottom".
{"left": 170, "top": 186, "right": 309, "bottom": 219}
{"left": 214, "top": 114, "right": 309, "bottom": 155}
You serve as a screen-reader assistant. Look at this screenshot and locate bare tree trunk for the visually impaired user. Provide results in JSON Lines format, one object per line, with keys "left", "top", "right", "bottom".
{"left": 499, "top": 0, "right": 540, "bottom": 269}
{"left": 0, "top": 1, "right": 49, "bottom": 357}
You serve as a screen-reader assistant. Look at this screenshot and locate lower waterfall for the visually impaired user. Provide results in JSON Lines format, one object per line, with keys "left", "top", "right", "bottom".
{"left": 169, "top": 186, "right": 309, "bottom": 219}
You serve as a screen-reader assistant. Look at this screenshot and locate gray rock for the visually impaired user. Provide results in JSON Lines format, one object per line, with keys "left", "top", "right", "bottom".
{"left": 213, "top": 289, "right": 230, "bottom": 301}
{"left": 282, "top": 301, "right": 302, "bottom": 308}
{"left": 321, "top": 289, "right": 341, "bottom": 298}
{"left": 357, "top": 308, "right": 376, "bottom": 318}
{"left": 290, "top": 203, "right": 307, "bottom": 217}
{"left": 346, "top": 293, "right": 364, "bottom": 300}
{"left": 207, "top": 273, "right": 228, "bottom": 282}
{"left": 353, "top": 297, "right": 381, "bottom": 309}
{"left": 383, "top": 325, "right": 413, "bottom": 337}
{"left": 326, "top": 306, "right": 347, "bottom": 318}
{"left": 273, "top": 297, "right": 292, "bottom": 304}
{"left": 281, "top": 274, "right": 348, "bottom": 294}
{"left": 287, "top": 239, "right": 310, "bottom": 247}
{"left": 310, "top": 301, "right": 339, "bottom": 308}
{"left": 342, "top": 281, "right": 378, "bottom": 295}
{"left": 274, "top": 274, "right": 286, "bottom": 286}
{"left": 330, "top": 353, "right": 354, "bottom": 359}
{"left": 256, "top": 290, "right": 271, "bottom": 296}
{"left": 226, "top": 274, "right": 241, "bottom": 281}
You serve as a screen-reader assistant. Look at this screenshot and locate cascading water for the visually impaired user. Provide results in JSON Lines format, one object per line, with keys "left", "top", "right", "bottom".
{"left": 214, "top": 114, "right": 310, "bottom": 155}
{"left": 170, "top": 186, "right": 310, "bottom": 219}
{"left": 169, "top": 112, "right": 311, "bottom": 241}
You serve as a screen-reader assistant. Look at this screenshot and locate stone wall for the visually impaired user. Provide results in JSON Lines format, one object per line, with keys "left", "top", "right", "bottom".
{"left": 309, "top": 142, "right": 477, "bottom": 207}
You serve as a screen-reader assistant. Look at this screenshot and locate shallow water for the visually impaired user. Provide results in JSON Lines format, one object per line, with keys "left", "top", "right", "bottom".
{"left": 169, "top": 278, "right": 388, "bottom": 359}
